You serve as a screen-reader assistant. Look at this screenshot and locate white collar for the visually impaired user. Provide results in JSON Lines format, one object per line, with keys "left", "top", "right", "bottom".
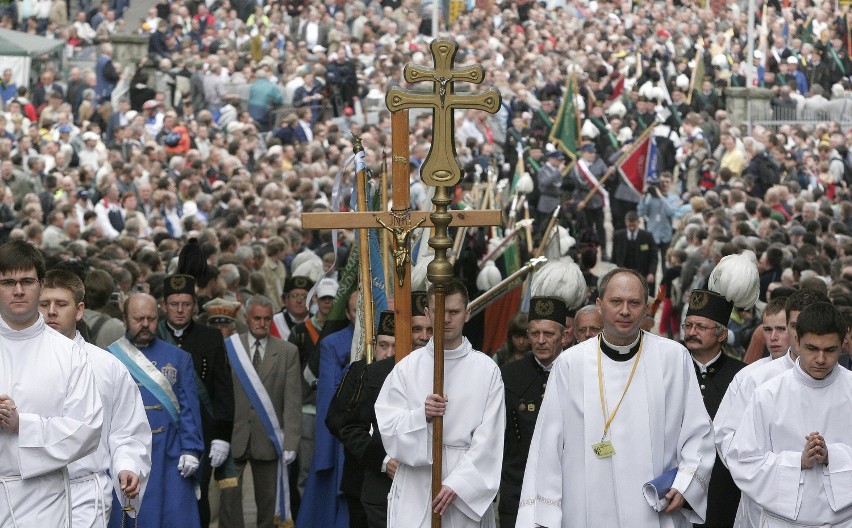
{"left": 692, "top": 350, "right": 723, "bottom": 373}
{"left": 601, "top": 332, "right": 641, "bottom": 355}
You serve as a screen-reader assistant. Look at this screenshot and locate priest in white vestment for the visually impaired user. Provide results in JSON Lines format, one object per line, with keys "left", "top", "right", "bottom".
{"left": 727, "top": 301, "right": 852, "bottom": 527}
{"left": 714, "top": 289, "right": 828, "bottom": 528}
{"left": 517, "top": 268, "right": 714, "bottom": 528}
{"left": 40, "top": 270, "right": 152, "bottom": 528}
{"left": 376, "top": 280, "right": 505, "bottom": 528}
{"left": 0, "top": 240, "right": 104, "bottom": 526}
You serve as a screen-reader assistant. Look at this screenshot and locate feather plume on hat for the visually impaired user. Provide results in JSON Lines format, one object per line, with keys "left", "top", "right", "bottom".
{"left": 516, "top": 172, "right": 534, "bottom": 194}
{"left": 176, "top": 238, "right": 207, "bottom": 278}
{"left": 530, "top": 257, "right": 586, "bottom": 310}
{"left": 476, "top": 260, "right": 502, "bottom": 292}
{"left": 707, "top": 250, "right": 761, "bottom": 309}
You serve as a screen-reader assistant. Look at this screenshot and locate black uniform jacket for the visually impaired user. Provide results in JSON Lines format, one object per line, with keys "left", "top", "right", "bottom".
{"left": 499, "top": 353, "right": 549, "bottom": 516}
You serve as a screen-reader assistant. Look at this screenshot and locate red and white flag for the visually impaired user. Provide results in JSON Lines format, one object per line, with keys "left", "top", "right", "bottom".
{"left": 617, "top": 132, "right": 651, "bottom": 199}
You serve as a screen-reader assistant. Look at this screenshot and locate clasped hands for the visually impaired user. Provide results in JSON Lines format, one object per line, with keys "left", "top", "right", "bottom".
{"left": 0, "top": 395, "right": 19, "bottom": 433}
{"left": 802, "top": 432, "right": 829, "bottom": 468}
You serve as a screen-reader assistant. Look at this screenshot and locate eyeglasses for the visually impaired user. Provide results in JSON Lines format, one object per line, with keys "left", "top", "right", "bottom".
{"left": 288, "top": 293, "right": 307, "bottom": 301}
{"left": 0, "top": 277, "right": 39, "bottom": 289}
{"left": 681, "top": 322, "right": 719, "bottom": 332}
{"left": 577, "top": 326, "right": 603, "bottom": 335}
{"left": 166, "top": 300, "right": 193, "bottom": 309}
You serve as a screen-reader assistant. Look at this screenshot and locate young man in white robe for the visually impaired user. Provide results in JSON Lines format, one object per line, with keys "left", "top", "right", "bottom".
{"left": 375, "top": 279, "right": 505, "bottom": 528}
{"left": 39, "top": 269, "right": 152, "bottom": 527}
{"left": 517, "top": 268, "right": 715, "bottom": 528}
{"left": 0, "top": 240, "right": 104, "bottom": 526}
{"left": 714, "top": 288, "right": 829, "bottom": 528}
{"left": 727, "top": 301, "right": 852, "bottom": 527}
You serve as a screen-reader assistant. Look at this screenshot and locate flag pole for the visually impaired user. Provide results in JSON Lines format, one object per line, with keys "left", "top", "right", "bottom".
{"left": 578, "top": 123, "right": 656, "bottom": 208}
{"left": 354, "top": 138, "right": 376, "bottom": 364}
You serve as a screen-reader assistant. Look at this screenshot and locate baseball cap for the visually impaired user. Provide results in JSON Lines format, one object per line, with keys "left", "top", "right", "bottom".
{"left": 316, "top": 278, "right": 339, "bottom": 299}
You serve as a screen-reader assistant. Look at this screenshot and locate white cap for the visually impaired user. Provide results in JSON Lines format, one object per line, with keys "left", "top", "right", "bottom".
{"left": 316, "top": 278, "right": 339, "bottom": 299}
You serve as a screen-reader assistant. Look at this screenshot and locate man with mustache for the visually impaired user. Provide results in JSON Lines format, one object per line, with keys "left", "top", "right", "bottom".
{"left": 108, "top": 293, "right": 204, "bottom": 528}
{"left": 682, "top": 288, "right": 747, "bottom": 528}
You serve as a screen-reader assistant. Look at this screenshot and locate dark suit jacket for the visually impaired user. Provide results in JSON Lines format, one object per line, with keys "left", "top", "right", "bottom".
{"left": 230, "top": 334, "right": 302, "bottom": 460}
{"left": 326, "top": 356, "right": 395, "bottom": 504}
{"left": 693, "top": 352, "right": 745, "bottom": 528}
{"left": 612, "top": 228, "right": 658, "bottom": 278}
{"left": 158, "top": 319, "right": 235, "bottom": 445}
{"left": 499, "top": 354, "right": 548, "bottom": 517}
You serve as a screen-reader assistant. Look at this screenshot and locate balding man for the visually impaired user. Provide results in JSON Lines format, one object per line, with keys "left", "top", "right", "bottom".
{"left": 108, "top": 294, "right": 204, "bottom": 528}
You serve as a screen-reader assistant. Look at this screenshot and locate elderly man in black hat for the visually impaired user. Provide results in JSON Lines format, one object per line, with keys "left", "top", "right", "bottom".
{"left": 156, "top": 272, "right": 235, "bottom": 527}
{"left": 682, "top": 288, "right": 746, "bottom": 528}
{"left": 499, "top": 296, "right": 569, "bottom": 528}
{"left": 273, "top": 276, "right": 314, "bottom": 341}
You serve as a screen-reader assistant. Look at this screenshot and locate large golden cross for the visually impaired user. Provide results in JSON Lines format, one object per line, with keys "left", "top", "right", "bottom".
{"left": 386, "top": 39, "right": 502, "bottom": 186}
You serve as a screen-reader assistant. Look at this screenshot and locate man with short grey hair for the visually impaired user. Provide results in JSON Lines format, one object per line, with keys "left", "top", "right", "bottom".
{"left": 219, "top": 295, "right": 302, "bottom": 528}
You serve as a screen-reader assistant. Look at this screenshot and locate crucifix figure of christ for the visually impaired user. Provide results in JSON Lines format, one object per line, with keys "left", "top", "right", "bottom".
{"left": 387, "top": 37, "right": 502, "bottom": 528}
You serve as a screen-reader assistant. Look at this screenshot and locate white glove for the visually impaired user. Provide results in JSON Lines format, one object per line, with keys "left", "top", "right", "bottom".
{"left": 209, "top": 440, "right": 230, "bottom": 468}
{"left": 283, "top": 450, "right": 296, "bottom": 465}
{"left": 178, "top": 454, "right": 200, "bottom": 478}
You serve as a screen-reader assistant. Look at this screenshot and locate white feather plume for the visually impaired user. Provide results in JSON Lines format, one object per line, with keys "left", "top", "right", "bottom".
{"left": 516, "top": 172, "right": 534, "bottom": 194}
{"left": 476, "top": 260, "right": 502, "bottom": 292}
{"left": 411, "top": 254, "right": 433, "bottom": 291}
{"left": 708, "top": 250, "right": 761, "bottom": 309}
{"left": 290, "top": 250, "right": 322, "bottom": 276}
{"left": 530, "top": 257, "right": 586, "bottom": 310}
{"left": 292, "top": 258, "right": 324, "bottom": 282}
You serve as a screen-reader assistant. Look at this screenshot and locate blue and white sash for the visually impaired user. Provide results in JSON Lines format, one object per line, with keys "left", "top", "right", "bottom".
{"left": 224, "top": 335, "right": 291, "bottom": 523}
{"left": 108, "top": 338, "right": 180, "bottom": 424}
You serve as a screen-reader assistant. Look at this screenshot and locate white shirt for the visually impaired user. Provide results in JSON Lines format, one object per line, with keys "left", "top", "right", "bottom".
{"left": 517, "top": 332, "right": 715, "bottom": 527}
{"left": 0, "top": 316, "right": 104, "bottom": 526}
{"left": 248, "top": 335, "right": 268, "bottom": 362}
{"left": 692, "top": 351, "right": 723, "bottom": 374}
{"left": 68, "top": 332, "right": 152, "bottom": 527}
{"left": 727, "top": 362, "right": 852, "bottom": 526}
{"left": 376, "top": 337, "right": 505, "bottom": 527}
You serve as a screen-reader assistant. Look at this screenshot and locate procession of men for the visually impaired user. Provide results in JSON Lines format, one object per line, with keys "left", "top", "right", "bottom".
{"left": 5, "top": 13, "right": 852, "bottom": 528}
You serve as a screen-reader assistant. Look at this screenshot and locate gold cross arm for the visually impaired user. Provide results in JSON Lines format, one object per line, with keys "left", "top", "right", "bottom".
{"left": 301, "top": 209, "right": 502, "bottom": 230}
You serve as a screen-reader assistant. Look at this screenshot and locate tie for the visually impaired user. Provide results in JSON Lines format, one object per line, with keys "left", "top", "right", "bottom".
{"left": 252, "top": 341, "right": 262, "bottom": 371}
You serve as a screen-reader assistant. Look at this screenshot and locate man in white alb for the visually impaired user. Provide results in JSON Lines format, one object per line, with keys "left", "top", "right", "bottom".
{"left": 517, "top": 268, "right": 715, "bottom": 528}
{"left": 376, "top": 279, "right": 505, "bottom": 528}
{"left": 39, "top": 269, "right": 152, "bottom": 527}
{"left": 0, "top": 240, "right": 104, "bottom": 526}
{"left": 727, "top": 301, "right": 852, "bottom": 527}
{"left": 714, "top": 288, "right": 828, "bottom": 528}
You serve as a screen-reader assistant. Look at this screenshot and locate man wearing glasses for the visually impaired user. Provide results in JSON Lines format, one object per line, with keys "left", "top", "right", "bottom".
{"left": 157, "top": 269, "right": 234, "bottom": 527}
{"left": 273, "top": 276, "right": 314, "bottom": 341}
{"left": 681, "top": 288, "right": 747, "bottom": 528}
{"left": 0, "top": 240, "right": 104, "bottom": 526}
{"left": 573, "top": 304, "right": 604, "bottom": 344}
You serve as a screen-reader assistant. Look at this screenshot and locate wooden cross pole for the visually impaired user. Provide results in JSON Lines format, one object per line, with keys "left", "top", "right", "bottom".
{"left": 385, "top": 37, "right": 501, "bottom": 528}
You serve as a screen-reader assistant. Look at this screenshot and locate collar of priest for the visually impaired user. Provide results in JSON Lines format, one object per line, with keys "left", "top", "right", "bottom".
{"left": 600, "top": 332, "right": 642, "bottom": 362}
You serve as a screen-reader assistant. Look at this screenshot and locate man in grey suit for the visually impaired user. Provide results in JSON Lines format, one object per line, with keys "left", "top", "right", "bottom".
{"left": 218, "top": 296, "right": 302, "bottom": 528}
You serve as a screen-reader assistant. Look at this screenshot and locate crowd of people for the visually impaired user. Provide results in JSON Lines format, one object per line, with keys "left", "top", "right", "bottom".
{"left": 1, "top": 0, "right": 852, "bottom": 526}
